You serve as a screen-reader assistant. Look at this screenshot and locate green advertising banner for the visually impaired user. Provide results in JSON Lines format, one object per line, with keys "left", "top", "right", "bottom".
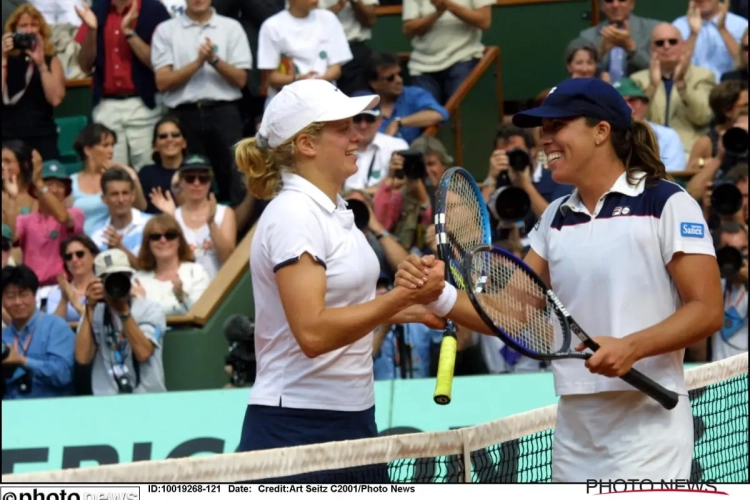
{"left": 1, "top": 372, "right": 561, "bottom": 475}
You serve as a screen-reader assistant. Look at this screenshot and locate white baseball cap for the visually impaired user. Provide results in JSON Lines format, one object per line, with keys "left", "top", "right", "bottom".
{"left": 257, "top": 80, "right": 380, "bottom": 149}
{"left": 94, "top": 249, "right": 135, "bottom": 277}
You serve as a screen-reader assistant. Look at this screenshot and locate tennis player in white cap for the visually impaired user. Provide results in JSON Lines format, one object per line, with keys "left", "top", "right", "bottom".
{"left": 233, "top": 79, "right": 447, "bottom": 471}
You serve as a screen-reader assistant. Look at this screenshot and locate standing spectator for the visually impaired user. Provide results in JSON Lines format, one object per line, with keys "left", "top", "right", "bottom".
{"left": 721, "top": 27, "right": 749, "bottom": 81}
{"left": 46, "top": 235, "right": 100, "bottom": 322}
{"left": 6, "top": 157, "right": 85, "bottom": 296}
{"left": 2, "top": 264, "right": 75, "bottom": 400}
{"left": 319, "top": 0, "right": 378, "bottom": 96}
{"left": 258, "top": 0, "right": 351, "bottom": 103}
{"left": 674, "top": 0, "right": 748, "bottom": 82}
{"left": 402, "top": 0, "right": 493, "bottom": 105}
{"left": 150, "top": 155, "right": 237, "bottom": 279}
{"left": 133, "top": 214, "right": 210, "bottom": 316}
{"left": 74, "top": 0, "right": 171, "bottom": 171}
{"left": 410, "top": 135, "right": 451, "bottom": 205}
{"left": 1, "top": 3, "right": 65, "bottom": 160}
{"left": 567, "top": 0, "right": 660, "bottom": 84}
{"left": 366, "top": 52, "right": 448, "bottom": 144}
{"left": 91, "top": 167, "right": 152, "bottom": 267}
{"left": 565, "top": 45, "right": 610, "bottom": 81}
{"left": 71, "top": 123, "right": 148, "bottom": 235}
{"left": 138, "top": 117, "right": 188, "bottom": 214}
{"left": 151, "top": 0, "right": 251, "bottom": 206}
{"left": 630, "top": 23, "right": 716, "bottom": 154}
{"left": 74, "top": 248, "right": 167, "bottom": 395}
{"left": 2, "top": 141, "right": 38, "bottom": 224}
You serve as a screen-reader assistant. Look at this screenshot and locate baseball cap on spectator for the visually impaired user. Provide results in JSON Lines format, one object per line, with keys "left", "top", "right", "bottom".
{"left": 614, "top": 78, "right": 649, "bottom": 103}
{"left": 179, "top": 154, "right": 212, "bottom": 173}
{"left": 2, "top": 223, "right": 12, "bottom": 241}
{"left": 94, "top": 248, "right": 135, "bottom": 277}
{"left": 256, "top": 79, "right": 379, "bottom": 149}
{"left": 351, "top": 90, "right": 382, "bottom": 117}
{"left": 29, "top": 160, "right": 72, "bottom": 199}
{"left": 512, "top": 78, "right": 632, "bottom": 131}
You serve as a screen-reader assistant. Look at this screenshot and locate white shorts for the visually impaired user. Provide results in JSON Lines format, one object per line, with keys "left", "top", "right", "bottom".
{"left": 552, "top": 391, "right": 693, "bottom": 482}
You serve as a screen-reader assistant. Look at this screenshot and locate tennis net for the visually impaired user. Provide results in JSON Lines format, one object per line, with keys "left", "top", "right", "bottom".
{"left": 3, "top": 353, "right": 747, "bottom": 483}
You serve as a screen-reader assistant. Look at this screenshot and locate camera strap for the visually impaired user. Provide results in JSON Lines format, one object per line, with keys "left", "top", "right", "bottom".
{"left": 365, "top": 148, "right": 379, "bottom": 186}
{"left": 12, "top": 312, "right": 40, "bottom": 357}
{"left": 2, "top": 61, "right": 34, "bottom": 106}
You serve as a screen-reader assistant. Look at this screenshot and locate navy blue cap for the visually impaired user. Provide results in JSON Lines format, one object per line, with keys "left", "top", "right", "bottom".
{"left": 351, "top": 90, "right": 381, "bottom": 116}
{"left": 179, "top": 154, "right": 212, "bottom": 172}
{"left": 512, "top": 78, "right": 632, "bottom": 130}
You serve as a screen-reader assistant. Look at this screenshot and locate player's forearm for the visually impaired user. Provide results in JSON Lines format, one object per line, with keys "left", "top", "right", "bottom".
{"left": 446, "top": 291, "right": 494, "bottom": 335}
{"left": 626, "top": 301, "right": 723, "bottom": 361}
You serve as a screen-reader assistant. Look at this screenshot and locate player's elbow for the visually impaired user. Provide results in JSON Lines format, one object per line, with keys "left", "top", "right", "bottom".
{"left": 296, "top": 333, "right": 327, "bottom": 358}
{"left": 704, "top": 303, "right": 724, "bottom": 337}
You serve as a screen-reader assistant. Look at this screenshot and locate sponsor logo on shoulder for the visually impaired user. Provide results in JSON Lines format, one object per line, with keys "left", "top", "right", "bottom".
{"left": 680, "top": 222, "right": 705, "bottom": 238}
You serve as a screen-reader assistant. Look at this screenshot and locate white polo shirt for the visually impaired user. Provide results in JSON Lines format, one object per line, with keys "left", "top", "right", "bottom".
{"left": 319, "top": 0, "right": 380, "bottom": 42}
{"left": 249, "top": 173, "right": 380, "bottom": 411}
{"left": 344, "top": 132, "right": 409, "bottom": 191}
{"left": 529, "top": 172, "right": 715, "bottom": 397}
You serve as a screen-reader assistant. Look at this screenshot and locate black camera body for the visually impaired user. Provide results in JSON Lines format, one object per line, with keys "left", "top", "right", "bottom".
{"left": 395, "top": 149, "right": 426, "bottom": 180}
{"left": 223, "top": 315, "right": 256, "bottom": 388}
{"left": 488, "top": 148, "right": 533, "bottom": 223}
{"left": 12, "top": 32, "right": 36, "bottom": 51}
{"left": 103, "top": 272, "right": 132, "bottom": 300}
{"left": 722, "top": 127, "right": 749, "bottom": 162}
{"left": 346, "top": 198, "right": 370, "bottom": 231}
{"left": 716, "top": 245, "right": 746, "bottom": 278}
{"left": 506, "top": 148, "right": 531, "bottom": 172}
{"left": 114, "top": 373, "right": 134, "bottom": 394}
{"left": 710, "top": 179, "right": 744, "bottom": 216}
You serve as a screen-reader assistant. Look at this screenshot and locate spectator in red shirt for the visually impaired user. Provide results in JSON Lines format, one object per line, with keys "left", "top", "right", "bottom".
{"left": 5, "top": 153, "right": 85, "bottom": 300}
{"left": 75, "top": 0, "right": 171, "bottom": 171}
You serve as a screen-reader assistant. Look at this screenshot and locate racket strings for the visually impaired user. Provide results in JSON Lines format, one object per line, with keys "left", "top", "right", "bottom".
{"left": 469, "top": 251, "right": 562, "bottom": 355}
{"left": 444, "top": 176, "right": 488, "bottom": 291}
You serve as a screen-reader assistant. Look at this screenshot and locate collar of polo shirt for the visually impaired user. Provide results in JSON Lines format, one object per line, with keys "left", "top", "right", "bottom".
{"left": 182, "top": 8, "right": 217, "bottom": 27}
{"left": 281, "top": 173, "right": 347, "bottom": 214}
{"left": 561, "top": 171, "right": 647, "bottom": 214}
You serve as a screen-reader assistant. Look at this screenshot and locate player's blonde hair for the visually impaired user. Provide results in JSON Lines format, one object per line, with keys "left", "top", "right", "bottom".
{"left": 234, "top": 123, "right": 326, "bottom": 200}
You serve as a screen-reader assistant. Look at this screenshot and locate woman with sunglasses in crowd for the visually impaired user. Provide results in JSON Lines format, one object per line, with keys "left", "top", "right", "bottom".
{"left": 150, "top": 156, "right": 236, "bottom": 280}
{"left": 132, "top": 214, "right": 210, "bottom": 317}
{"left": 46, "top": 235, "right": 99, "bottom": 322}
{"left": 139, "top": 117, "right": 189, "bottom": 214}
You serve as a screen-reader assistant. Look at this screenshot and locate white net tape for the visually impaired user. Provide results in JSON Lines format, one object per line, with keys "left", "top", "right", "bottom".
{"left": 2, "top": 353, "right": 747, "bottom": 483}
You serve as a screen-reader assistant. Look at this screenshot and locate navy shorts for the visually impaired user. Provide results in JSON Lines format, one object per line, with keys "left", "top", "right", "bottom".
{"left": 237, "top": 404, "right": 390, "bottom": 483}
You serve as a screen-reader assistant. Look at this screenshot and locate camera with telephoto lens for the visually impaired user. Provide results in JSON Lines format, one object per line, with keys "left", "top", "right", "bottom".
{"left": 722, "top": 127, "right": 748, "bottom": 164}
{"left": 716, "top": 245, "right": 746, "bottom": 278}
{"left": 395, "top": 149, "right": 427, "bottom": 180}
{"left": 12, "top": 32, "right": 36, "bottom": 50}
{"left": 488, "top": 148, "right": 532, "bottom": 223}
{"left": 102, "top": 272, "right": 132, "bottom": 300}
{"left": 346, "top": 198, "right": 370, "bottom": 231}
{"left": 223, "top": 315, "right": 256, "bottom": 388}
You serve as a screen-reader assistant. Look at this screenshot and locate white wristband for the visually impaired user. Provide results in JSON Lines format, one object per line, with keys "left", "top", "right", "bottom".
{"left": 425, "top": 281, "right": 458, "bottom": 318}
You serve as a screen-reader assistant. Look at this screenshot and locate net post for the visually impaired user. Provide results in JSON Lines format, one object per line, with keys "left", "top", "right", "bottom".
{"left": 462, "top": 432, "right": 472, "bottom": 483}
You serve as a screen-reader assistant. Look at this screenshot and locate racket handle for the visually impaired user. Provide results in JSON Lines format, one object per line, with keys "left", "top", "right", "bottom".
{"left": 433, "top": 333, "right": 458, "bottom": 405}
{"left": 620, "top": 369, "right": 679, "bottom": 410}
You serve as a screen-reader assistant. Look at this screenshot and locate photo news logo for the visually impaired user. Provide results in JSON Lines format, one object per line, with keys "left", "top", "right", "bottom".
{"left": 0, "top": 487, "right": 139, "bottom": 500}
{"left": 586, "top": 480, "right": 722, "bottom": 495}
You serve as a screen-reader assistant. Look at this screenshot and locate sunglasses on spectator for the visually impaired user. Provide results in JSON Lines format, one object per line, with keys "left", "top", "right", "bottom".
{"left": 64, "top": 250, "right": 86, "bottom": 261}
{"left": 158, "top": 132, "right": 182, "bottom": 140}
{"left": 353, "top": 114, "right": 377, "bottom": 124}
{"left": 148, "top": 231, "right": 180, "bottom": 242}
{"left": 183, "top": 174, "right": 211, "bottom": 185}
{"left": 654, "top": 38, "right": 679, "bottom": 47}
{"left": 383, "top": 73, "right": 399, "bottom": 82}
{"left": 2, "top": 239, "right": 11, "bottom": 252}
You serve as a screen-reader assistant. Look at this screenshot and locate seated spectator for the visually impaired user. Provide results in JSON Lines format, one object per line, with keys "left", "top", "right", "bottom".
{"left": 150, "top": 155, "right": 237, "bottom": 279}
{"left": 409, "top": 135, "right": 451, "bottom": 205}
{"left": 6, "top": 157, "right": 85, "bottom": 296}
{"left": 1, "top": 3, "right": 65, "bottom": 160}
{"left": 133, "top": 214, "right": 210, "bottom": 316}
{"left": 564, "top": 45, "right": 611, "bottom": 82}
{"left": 687, "top": 79, "right": 747, "bottom": 171}
{"left": 343, "top": 90, "right": 409, "bottom": 193}
{"left": 402, "top": 0, "right": 493, "bottom": 105}
{"left": 74, "top": 248, "right": 167, "bottom": 395}
{"left": 631, "top": 23, "right": 716, "bottom": 154}
{"left": 91, "top": 167, "right": 152, "bottom": 267}
{"left": 722, "top": 26, "right": 748, "bottom": 81}
{"left": 46, "top": 235, "right": 100, "bottom": 322}
{"left": 151, "top": 0, "right": 251, "bottom": 206}
{"left": 138, "top": 116, "right": 188, "bottom": 214}
{"left": 366, "top": 52, "right": 449, "bottom": 144}
{"left": 259, "top": 0, "right": 352, "bottom": 104}
{"left": 674, "top": 0, "right": 748, "bottom": 82}
{"left": 74, "top": 0, "right": 171, "bottom": 171}
{"left": 2, "top": 141, "right": 38, "bottom": 223}
{"left": 615, "top": 77, "right": 688, "bottom": 171}
{"left": 567, "top": 0, "right": 660, "bottom": 84}
{"left": 319, "top": 0, "right": 378, "bottom": 96}
{"left": 2, "top": 264, "right": 75, "bottom": 399}
{"left": 71, "top": 123, "right": 147, "bottom": 235}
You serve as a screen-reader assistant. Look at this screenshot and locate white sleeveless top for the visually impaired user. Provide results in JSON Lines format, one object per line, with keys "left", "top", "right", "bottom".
{"left": 175, "top": 205, "right": 227, "bottom": 280}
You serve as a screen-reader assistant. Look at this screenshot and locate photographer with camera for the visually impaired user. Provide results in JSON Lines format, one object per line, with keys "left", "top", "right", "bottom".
{"left": 74, "top": 248, "right": 166, "bottom": 395}
{"left": 1, "top": 4, "right": 65, "bottom": 160}
{"left": 2, "top": 264, "right": 75, "bottom": 400}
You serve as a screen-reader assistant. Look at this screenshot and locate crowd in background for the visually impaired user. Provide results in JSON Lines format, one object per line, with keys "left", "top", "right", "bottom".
{"left": 1, "top": 0, "right": 748, "bottom": 400}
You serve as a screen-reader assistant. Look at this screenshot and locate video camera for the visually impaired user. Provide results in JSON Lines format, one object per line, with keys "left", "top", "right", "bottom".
{"left": 223, "top": 314, "right": 257, "bottom": 388}
{"left": 487, "top": 148, "right": 532, "bottom": 223}
{"left": 395, "top": 149, "right": 427, "bottom": 181}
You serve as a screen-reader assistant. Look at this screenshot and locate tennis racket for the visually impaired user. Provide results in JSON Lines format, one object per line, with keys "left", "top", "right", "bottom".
{"left": 462, "top": 244, "right": 680, "bottom": 411}
{"left": 432, "top": 168, "right": 493, "bottom": 405}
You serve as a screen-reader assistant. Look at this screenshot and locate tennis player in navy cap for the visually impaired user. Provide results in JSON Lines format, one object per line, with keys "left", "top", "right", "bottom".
{"left": 395, "top": 78, "right": 723, "bottom": 481}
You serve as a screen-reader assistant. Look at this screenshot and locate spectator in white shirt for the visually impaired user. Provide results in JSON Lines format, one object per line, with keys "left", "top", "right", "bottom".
{"left": 46, "top": 234, "right": 100, "bottom": 322}
{"left": 258, "top": 0, "right": 352, "bottom": 105}
{"left": 133, "top": 214, "right": 210, "bottom": 317}
{"left": 91, "top": 167, "right": 152, "bottom": 268}
{"left": 402, "top": 0, "right": 494, "bottom": 104}
{"left": 31, "top": 0, "right": 82, "bottom": 26}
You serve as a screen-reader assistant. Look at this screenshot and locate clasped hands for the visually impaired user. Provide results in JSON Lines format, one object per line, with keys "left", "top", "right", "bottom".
{"left": 391, "top": 254, "right": 447, "bottom": 330}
